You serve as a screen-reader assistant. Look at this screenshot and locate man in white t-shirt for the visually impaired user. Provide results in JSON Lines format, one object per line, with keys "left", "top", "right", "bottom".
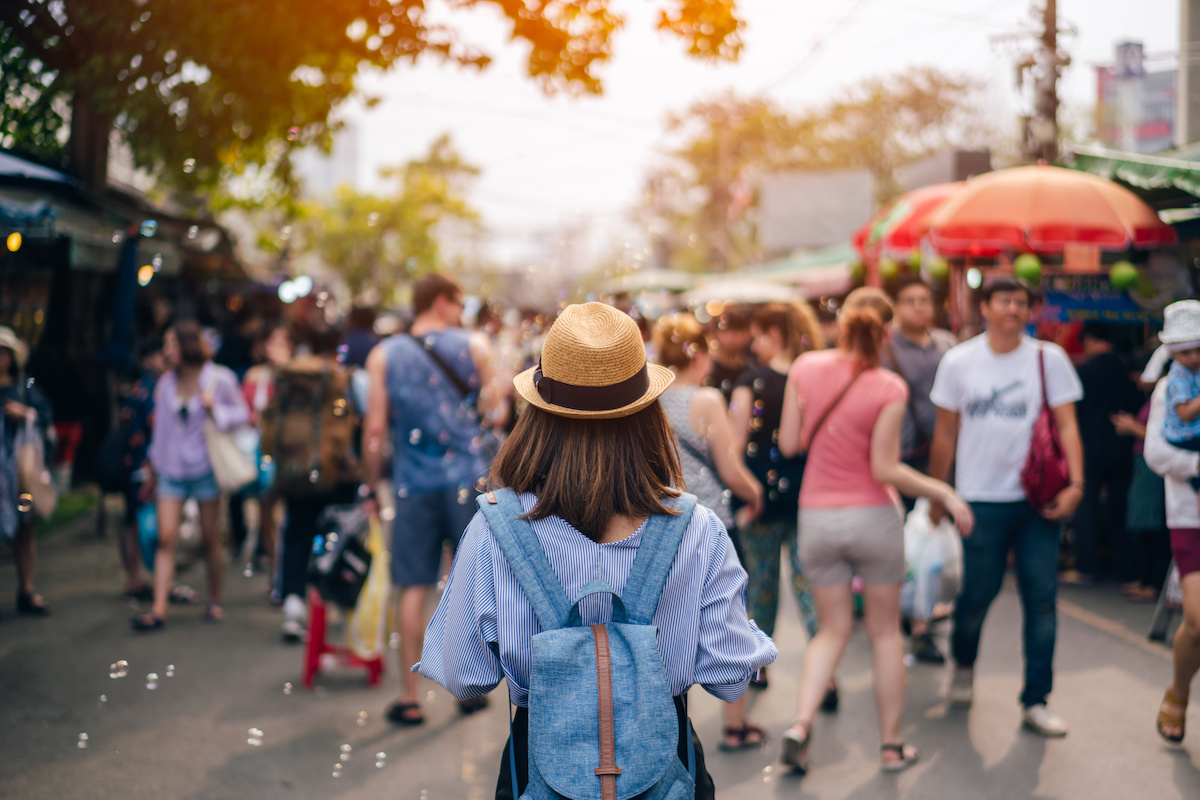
{"left": 928, "top": 276, "right": 1084, "bottom": 737}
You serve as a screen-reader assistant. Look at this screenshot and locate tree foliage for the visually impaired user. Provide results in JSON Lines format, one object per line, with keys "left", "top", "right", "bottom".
{"left": 300, "top": 134, "right": 479, "bottom": 303}
{"left": 647, "top": 67, "right": 990, "bottom": 270}
{"left": 0, "top": 0, "right": 744, "bottom": 193}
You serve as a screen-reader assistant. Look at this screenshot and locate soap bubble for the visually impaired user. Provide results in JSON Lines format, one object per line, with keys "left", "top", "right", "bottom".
{"left": 375, "top": 751, "right": 387, "bottom": 768}
{"left": 77, "top": 733, "right": 89, "bottom": 749}
{"left": 339, "top": 743, "right": 352, "bottom": 761}
{"left": 332, "top": 763, "right": 343, "bottom": 778}
{"left": 110, "top": 660, "right": 129, "bottom": 679}
{"left": 762, "top": 764, "right": 774, "bottom": 783}
{"left": 283, "top": 682, "right": 293, "bottom": 695}
{"left": 165, "top": 665, "right": 175, "bottom": 678}
{"left": 356, "top": 711, "right": 368, "bottom": 726}
{"left": 247, "top": 728, "right": 264, "bottom": 746}
{"left": 145, "top": 673, "right": 158, "bottom": 690}
{"left": 97, "top": 695, "right": 107, "bottom": 709}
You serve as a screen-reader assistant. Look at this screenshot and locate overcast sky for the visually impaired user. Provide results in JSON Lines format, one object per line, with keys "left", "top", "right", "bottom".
{"left": 338, "top": 0, "right": 1181, "bottom": 267}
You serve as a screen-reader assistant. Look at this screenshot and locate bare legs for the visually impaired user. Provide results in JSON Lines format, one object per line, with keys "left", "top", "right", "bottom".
{"left": 149, "top": 497, "right": 223, "bottom": 620}
{"left": 789, "top": 581, "right": 908, "bottom": 762}
{"left": 395, "top": 585, "right": 431, "bottom": 707}
{"left": 1162, "top": 572, "right": 1200, "bottom": 740}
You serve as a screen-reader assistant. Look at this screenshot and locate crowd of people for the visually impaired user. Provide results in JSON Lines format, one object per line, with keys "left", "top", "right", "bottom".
{"left": 5, "top": 268, "right": 1200, "bottom": 794}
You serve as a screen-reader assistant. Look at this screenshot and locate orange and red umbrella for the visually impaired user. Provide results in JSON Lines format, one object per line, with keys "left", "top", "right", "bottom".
{"left": 851, "top": 181, "right": 962, "bottom": 264}
{"left": 924, "top": 164, "right": 1176, "bottom": 257}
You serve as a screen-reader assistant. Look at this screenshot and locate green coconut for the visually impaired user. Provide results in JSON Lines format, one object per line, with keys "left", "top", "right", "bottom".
{"left": 928, "top": 256, "right": 950, "bottom": 281}
{"left": 1013, "top": 253, "right": 1042, "bottom": 284}
{"left": 879, "top": 257, "right": 900, "bottom": 280}
{"left": 1109, "top": 260, "right": 1138, "bottom": 290}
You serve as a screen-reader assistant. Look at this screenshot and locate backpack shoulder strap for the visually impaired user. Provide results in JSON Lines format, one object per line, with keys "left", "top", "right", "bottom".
{"left": 620, "top": 492, "right": 698, "bottom": 625}
{"left": 477, "top": 489, "right": 571, "bottom": 631}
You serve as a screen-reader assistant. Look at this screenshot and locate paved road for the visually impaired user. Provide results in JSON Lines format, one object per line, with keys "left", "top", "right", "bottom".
{"left": 2, "top": 507, "right": 1199, "bottom": 800}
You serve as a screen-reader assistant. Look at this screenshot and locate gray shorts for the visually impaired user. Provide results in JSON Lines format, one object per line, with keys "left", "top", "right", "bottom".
{"left": 797, "top": 503, "right": 905, "bottom": 587}
{"left": 389, "top": 486, "right": 478, "bottom": 587}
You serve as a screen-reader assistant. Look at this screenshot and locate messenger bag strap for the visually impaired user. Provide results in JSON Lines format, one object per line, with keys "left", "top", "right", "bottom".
{"left": 806, "top": 369, "right": 865, "bottom": 451}
{"left": 591, "top": 624, "right": 621, "bottom": 800}
{"left": 411, "top": 333, "right": 476, "bottom": 406}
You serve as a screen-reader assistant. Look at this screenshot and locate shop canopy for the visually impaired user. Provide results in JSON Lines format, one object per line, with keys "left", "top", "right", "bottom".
{"left": 1068, "top": 143, "right": 1200, "bottom": 211}
{"left": 851, "top": 182, "right": 962, "bottom": 263}
{"left": 924, "top": 164, "right": 1177, "bottom": 256}
{"left": 731, "top": 242, "right": 855, "bottom": 298}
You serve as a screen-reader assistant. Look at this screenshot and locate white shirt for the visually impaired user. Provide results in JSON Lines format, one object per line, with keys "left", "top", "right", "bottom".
{"left": 930, "top": 334, "right": 1083, "bottom": 502}
{"left": 1143, "top": 380, "right": 1200, "bottom": 529}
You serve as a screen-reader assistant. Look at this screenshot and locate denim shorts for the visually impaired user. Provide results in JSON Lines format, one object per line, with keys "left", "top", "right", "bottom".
{"left": 389, "top": 486, "right": 478, "bottom": 587}
{"left": 157, "top": 472, "right": 220, "bottom": 502}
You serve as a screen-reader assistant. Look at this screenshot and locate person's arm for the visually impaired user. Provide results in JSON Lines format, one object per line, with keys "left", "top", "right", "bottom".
{"left": 1110, "top": 412, "right": 1146, "bottom": 440}
{"left": 1041, "top": 402, "right": 1085, "bottom": 520}
{"left": 925, "top": 407, "right": 959, "bottom": 521}
{"left": 206, "top": 368, "right": 250, "bottom": 431}
{"left": 870, "top": 401, "right": 974, "bottom": 535}
{"left": 727, "top": 385, "right": 754, "bottom": 456}
{"left": 693, "top": 389, "right": 763, "bottom": 519}
{"left": 1145, "top": 382, "right": 1200, "bottom": 480}
{"left": 1177, "top": 396, "right": 1200, "bottom": 423}
{"left": 469, "top": 331, "right": 503, "bottom": 424}
{"left": 778, "top": 372, "right": 804, "bottom": 458}
{"left": 360, "top": 344, "right": 389, "bottom": 514}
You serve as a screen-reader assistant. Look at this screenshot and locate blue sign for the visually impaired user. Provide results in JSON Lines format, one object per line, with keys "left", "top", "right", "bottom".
{"left": 1041, "top": 276, "right": 1165, "bottom": 325}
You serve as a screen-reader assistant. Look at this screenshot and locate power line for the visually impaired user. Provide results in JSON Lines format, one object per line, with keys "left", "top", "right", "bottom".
{"left": 763, "top": 0, "right": 875, "bottom": 90}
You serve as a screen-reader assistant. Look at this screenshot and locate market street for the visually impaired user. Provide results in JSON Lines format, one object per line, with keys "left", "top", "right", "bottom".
{"left": 1, "top": 507, "right": 1197, "bottom": 800}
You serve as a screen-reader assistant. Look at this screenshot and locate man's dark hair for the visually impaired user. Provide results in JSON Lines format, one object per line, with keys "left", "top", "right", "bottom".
{"left": 1080, "top": 321, "right": 1115, "bottom": 344}
{"left": 308, "top": 325, "right": 343, "bottom": 357}
{"left": 413, "top": 274, "right": 462, "bottom": 316}
{"left": 979, "top": 275, "right": 1039, "bottom": 305}
{"left": 891, "top": 275, "right": 933, "bottom": 300}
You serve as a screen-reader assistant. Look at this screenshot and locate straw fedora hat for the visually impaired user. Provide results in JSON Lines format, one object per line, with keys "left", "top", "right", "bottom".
{"left": 514, "top": 302, "right": 674, "bottom": 420}
{"left": 1159, "top": 300, "right": 1200, "bottom": 346}
{"left": 0, "top": 326, "right": 29, "bottom": 369}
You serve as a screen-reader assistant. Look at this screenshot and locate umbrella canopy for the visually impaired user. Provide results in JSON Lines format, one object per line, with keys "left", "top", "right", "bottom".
{"left": 924, "top": 164, "right": 1177, "bottom": 256}
{"left": 852, "top": 182, "right": 963, "bottom": 262}
{"left": 682, "top": 277, "right": 801, "bottom": 306}
{"left": 598, "top": 269, "right": 696, "bottom": 294}
{"left": 739, "top": 243, "right": 856, "bottom": 298}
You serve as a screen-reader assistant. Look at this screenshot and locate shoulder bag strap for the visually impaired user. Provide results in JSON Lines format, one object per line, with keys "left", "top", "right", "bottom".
{"left": 478, "top": 489, "right": 572, "bottom": 631}
{"left": 619, "top": 492, "right": 698, "bottom": 625}
{"left": 806, "top": 369, "right": 865, "bottom": 451}
{"left": 675, "top": 432, "right": 717, "bottom": 474}
{"left": 411, "top": 333, "right": 475, "bottom": 403}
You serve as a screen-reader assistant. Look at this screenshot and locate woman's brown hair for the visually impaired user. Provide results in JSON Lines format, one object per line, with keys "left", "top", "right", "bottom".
{"left": 752, "top": 301, "right": 825, "bottom": 360}
{"left": 651, "top": 312, "right": 708, "bottom": 370}
{"left": 839, "top": 287, "right": 893, "bottom": 368}
{"left": 489, "top": 404, "right": 684, "bottom": 542}
{"left": 170, "top": 320, "right": 210, "bottom": 367}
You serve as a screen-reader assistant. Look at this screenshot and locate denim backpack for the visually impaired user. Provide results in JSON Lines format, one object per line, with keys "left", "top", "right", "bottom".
{"left": 478, "top": 489, "right": 699, "bottom": 800}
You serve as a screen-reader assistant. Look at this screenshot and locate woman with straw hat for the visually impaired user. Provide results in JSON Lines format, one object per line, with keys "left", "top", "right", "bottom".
{"left": 0, "top": 326, "right": 54, "bottom": 616}
{"left": 418, "top": 302, "right": 777, "bottom": 799}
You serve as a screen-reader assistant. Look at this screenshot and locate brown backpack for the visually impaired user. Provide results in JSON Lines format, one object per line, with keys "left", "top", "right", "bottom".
{"left": 260, "top": 356, "right": 360, "bottom": 497}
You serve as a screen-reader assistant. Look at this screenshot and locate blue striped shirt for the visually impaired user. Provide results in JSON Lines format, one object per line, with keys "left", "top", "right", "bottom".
{"left": 417, "top": 493, "right": 777, "bottom": 707}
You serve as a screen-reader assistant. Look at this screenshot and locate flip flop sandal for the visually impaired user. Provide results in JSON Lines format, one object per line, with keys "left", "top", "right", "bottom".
{"left": 204, "top": 601, "right": 225, "bottom": 622}
{"left": 718, "top": 724, "right": 767, "bottom": 751}
{"left": 880, "top": 743, "right": 919, "bottom": 773}
{"left": 820, "top": 684, "right": 839, "bottom": 713}
{"left": 16, "top": 592, "right": 51, "bottom": 616}
{"left": 780, "top": 723, "right": 811, "bottom": 775}
{"left": 130, "top": 612, "right": 165, "bottom": 632}
{"left": 385, "top": 702, "right": 425, "bottom": 726}
{"left": 122, "top": 585, "right": 155, "bottom": 603}
{"left": 169, "top": 585, "right": 197, "bottom": 604}
{"left": 1157, "top": 688, "right": 1187, "bottom": 744}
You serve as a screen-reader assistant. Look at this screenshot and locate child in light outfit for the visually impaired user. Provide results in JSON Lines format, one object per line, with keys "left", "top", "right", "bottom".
{"left": 1159, "top": 301, "right": 1200, "bottom": 496}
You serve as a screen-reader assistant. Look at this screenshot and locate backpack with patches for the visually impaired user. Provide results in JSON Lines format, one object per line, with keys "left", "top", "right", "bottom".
{"left": 478, "top": 488, "right": 698, "bottom": 800}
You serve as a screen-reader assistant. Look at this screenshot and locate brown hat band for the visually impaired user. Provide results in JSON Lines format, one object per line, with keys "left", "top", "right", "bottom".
{"left": 534, "top": 362, "right": 650, "bottom": 412}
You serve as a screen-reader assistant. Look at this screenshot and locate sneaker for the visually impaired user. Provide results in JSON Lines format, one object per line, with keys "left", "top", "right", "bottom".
{"left": 948, "top": 666, "right": 974, "bottom": 708}
{"left": 280, "top": 617, "right": 306, "bottom": 643}
{"left": 1022, "top": 704, "right": 1068, "bottom": 737}
{"left": 910, "top": 633, "right": 946, "bottom": 665}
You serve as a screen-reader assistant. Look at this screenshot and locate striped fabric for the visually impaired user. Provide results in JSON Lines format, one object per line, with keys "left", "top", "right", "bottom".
{"left": 417, "top": 492, "right": 777, "bottom": 707}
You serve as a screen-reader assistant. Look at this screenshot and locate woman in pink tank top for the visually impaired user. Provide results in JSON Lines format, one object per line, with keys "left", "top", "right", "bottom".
{"left": 774, "top": 288, "right": 973, "bottom": 776}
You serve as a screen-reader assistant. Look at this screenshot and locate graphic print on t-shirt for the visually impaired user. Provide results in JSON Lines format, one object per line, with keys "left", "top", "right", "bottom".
{"left": 963, "top": 381, "right": 1028, "bottom": 420}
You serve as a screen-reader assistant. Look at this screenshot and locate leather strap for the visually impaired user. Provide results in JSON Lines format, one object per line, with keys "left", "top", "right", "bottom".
{"left": 591, "top": 624, "right": 621, "bottom": 800}
{"left": 806, "top": 369, "right": 865, "bottom": 451}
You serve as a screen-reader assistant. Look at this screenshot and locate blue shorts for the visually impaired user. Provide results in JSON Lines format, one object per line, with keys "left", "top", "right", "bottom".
{"left": 157, "top": 472, "right": 220, "bottom": 502}
{"left": 389, "top": 486, "right": 478, "bottom": 587}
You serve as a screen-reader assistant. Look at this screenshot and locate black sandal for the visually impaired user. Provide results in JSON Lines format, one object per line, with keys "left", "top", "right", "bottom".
{"left": 16, "top": 592, "right": 50, "bottom": 616}
{"left": 718, "top": 723, "right": 767, "bottom": 751}
{"left": 780, "top": 723, "right": 811, "bottom": 774}
{"left": 130, "top": 611, "right": 165, "bottom": 632}
{"left": 385, "top": 701, "right": 425, "bottom": 726}
{"left": 820, "top": 683, "right": 839, "bottom": 713}
{"left": 458, "top": 696, "right": 490, "bottom": 715}
{"left": 880, "top": 743, "right": 919, "bottom": 773}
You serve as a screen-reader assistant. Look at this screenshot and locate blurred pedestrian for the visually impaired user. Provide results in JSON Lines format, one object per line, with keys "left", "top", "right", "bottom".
{"left": 132, "top": 320, "right": 250, "bottom": 631}
{"left": 1065, "top": 322, "right": 1142, "bottom": 586}
{"left": 1142, "top": 310, "right": 1200, "bottom": 742}
{"left": 341, "top": 306, "right": 379, "bottom": 369}
{"left": 777, "top": 288, "right": 972, "bottom": 774}
{"left": 927, "top": 276, "right": 1083, "bottom": 737}
{"left": 729, "top": 302, "right": 824, "bottom": 687}
{"left": 882, "top": 276, "right": 956, "bottom": 664}
{"left": 116, "top": 339, "right": 165, "bottom": 601}
{"left": 361, "top": 274, "right": 496, "bottom": 724}
{"left": 703, "top": 304, "right": 756, "bottom": 403}
{"left": 417, "top": 301, "right": 776, "bottom": 799}
{"left": 652, "top": 312, "right": 766, "bottom": 751}
{"left": 0, "top": 327, "right": 53, "bottom": 616}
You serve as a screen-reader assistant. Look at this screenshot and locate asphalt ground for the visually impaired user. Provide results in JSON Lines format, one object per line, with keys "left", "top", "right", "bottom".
{"left": 1, "top": 504, "right": 1199, "bottom": 799}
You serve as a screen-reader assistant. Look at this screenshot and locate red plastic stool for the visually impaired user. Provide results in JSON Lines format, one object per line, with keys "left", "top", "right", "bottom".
{"left": 302, "top": 588, "right": 385, "bottom": 688}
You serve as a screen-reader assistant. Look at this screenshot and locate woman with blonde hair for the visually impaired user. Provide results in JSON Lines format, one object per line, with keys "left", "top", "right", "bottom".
{"left": 777, "top": 287, "right": 973, "bottom": 774}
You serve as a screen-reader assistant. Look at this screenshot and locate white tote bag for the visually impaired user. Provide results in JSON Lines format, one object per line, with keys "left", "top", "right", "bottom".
{"left": 203, "top": 371, "right": 257, "bottom": 492}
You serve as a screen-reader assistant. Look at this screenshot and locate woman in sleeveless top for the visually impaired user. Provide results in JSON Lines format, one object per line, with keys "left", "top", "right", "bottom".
{"left": 776, "top": 288, "right": 973, "bottom": 774}
{"left": 653, "top": 312, "right": 768, "bottom": 752}
{"left": 417, "top": 302, "right": 776, "bottom": 799}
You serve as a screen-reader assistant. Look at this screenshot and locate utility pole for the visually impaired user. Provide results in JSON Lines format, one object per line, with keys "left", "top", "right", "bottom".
{"left": 996, "top": 1, "right": 1072, "bottom": 163}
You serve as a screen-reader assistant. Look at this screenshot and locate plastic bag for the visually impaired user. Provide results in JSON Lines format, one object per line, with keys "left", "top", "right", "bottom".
{"left": 345, "top": 517, "right": 391, "bottom": 660}
{"left": 902, "top": 499, "right": 963, "bottom": 620}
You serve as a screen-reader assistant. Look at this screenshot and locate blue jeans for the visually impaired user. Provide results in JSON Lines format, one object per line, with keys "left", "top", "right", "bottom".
{"left": 951, "top": 501, "right": 1061, "bottom": 708}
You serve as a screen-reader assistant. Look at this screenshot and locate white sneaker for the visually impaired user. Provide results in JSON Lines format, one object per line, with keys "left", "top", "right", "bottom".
{"left": 281, "top": 617, "right": 306, "bottom": 643}
{"left": 281, "top": 594, "right": 307, "bottom": 643}
{"left": 948, "top": 666, "right": 974, "bottom": 708}
{"left": 1022, "top": 704, "right": 1068, "bottom": 737}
